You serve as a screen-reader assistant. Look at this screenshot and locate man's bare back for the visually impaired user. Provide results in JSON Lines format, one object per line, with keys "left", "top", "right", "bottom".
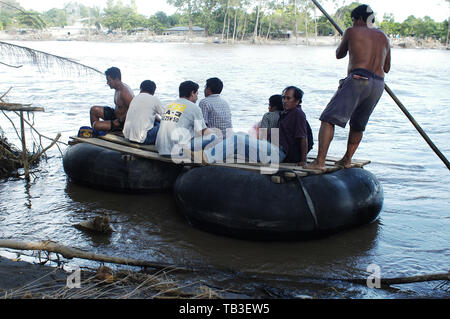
{"left": 305, "top": 5, "right": 391, "bottom": 171}
{"left": 90, "top": 67, "right": 134, "bottom": 131}
{"left": 336, "top": 24, "right": 391, "bottom": 78}
{"left": 113, "top": 83, "right": 134, "bottom": 122}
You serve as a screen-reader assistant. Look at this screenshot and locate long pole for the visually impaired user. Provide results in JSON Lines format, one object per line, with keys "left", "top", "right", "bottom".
{"left": 311, "top": 0, "right": 450, "bottom": 171}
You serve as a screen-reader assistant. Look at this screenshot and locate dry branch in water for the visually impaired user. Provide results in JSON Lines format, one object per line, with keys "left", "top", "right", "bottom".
{"left": 0, "top": 41, "right": 103, "bottom": 76}
{"left": 0, "top": 240, "right": 191, "bottom": 272}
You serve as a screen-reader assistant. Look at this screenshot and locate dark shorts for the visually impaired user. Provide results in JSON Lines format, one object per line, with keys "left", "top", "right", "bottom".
{"left": 320, "top": 68, "right": 384, "bottom": 131}
{"left": 103, "top": 106, "right": 117, "bottom": 121}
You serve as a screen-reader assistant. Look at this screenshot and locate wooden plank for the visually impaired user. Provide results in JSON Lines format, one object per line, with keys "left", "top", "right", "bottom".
{"left": 0, "top": 103, "right": 44, "bottom": 112}
{"left": 72, "top": 137, "right": 300, "bottom": 176}
{"left": 95, "top": 135, "right": 370, "bottom": 169}
{"left": 71, "top": 137, "right": 182, "bottom": 164}
{"left": 99, "top": 134, "right": 158, "bottom": 152}
{"left": 308, "top": 155, "right": 370, "bottom": 166}
{"left": 70, "top": 137, "right": 368, "bottom": 177}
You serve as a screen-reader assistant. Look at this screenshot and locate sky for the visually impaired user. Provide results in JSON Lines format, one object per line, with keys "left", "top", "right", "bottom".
{"left": 17, "top": 0, "right": 450, "bottom": 23}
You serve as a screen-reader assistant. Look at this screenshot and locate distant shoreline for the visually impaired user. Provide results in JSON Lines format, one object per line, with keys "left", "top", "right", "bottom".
{"left": 0, "top": 30, "right": 447, "bottom": 50}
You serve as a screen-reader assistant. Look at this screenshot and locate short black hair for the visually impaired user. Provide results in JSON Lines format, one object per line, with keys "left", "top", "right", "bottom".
{"left": 282, "top": 86, "right": 304, "bottom": 104}
{"left": 140, "top": 80, "right": 156, "bottom": 95}
{"left": 269, "top": 94, "right": 284, "bottom": 111}
{"left": 105, "top": 67, "right": 121, "bottom": 80}
{"left": 206, "top": 77, "right": 223, "bottom": 94}
{"left": 351, "top": 4, "right": 375, "bottom": 24}
{"left": 179, "top": 81, "right": 199, "bottom": 98}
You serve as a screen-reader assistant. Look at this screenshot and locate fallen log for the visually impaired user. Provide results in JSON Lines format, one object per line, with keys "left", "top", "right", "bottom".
{"left": 0, "top": 239, "right": 191, "bottom": 272}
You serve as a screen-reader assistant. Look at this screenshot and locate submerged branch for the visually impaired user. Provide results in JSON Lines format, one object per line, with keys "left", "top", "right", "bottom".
{"left": 0, "top": 41, "right": 103, "bottom": 76}
{"left": 29, "top": 133, "right": 61, "bottom": 163}
{"left": 0, "top": 240, "right": 192, "bottom": 272}
{"left": 0, "top": 61, "right": 22, "bottom": 68}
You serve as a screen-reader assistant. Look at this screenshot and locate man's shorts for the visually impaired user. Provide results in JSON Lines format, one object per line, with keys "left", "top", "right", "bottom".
{"left": 319, "top": 68, "right": 384, "bottom": 131}
{"left": 103, "top": 106, "right": 117, "bottom": 121}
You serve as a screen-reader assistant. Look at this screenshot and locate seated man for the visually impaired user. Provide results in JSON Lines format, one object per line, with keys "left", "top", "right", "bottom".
{"left": 90, "top": 67, "right": 134, "bottom": 132}
{"left": 278, "top": 86, "right": 313, "bottom": 166}
{"left": 156, "top": 81, "right": 209, "bottom": 159}
{"left": 199, "top": 77, "right": 233, "bottom": 137}
{"left": 259, "top": 94, "right": 284, "bottom": 142}
{"left": 123, "top": 80, "right": 164, "bottom": 145}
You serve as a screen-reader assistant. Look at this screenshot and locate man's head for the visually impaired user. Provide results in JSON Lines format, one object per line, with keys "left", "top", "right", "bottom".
{"left": 105, "top": 67, "right": 121, "bottom": 89}
{"left": 269, "top": 94, "right": 284, "bottom": 112}
{"left": 179, "top": 80, "right": 199, "bottom": 103}
{"left": 282, "top": 86, "right": 304, "bottom": 111}
{"left": 351, "top": 4, "right": 375, "bottom": 25}
{"left": 204, "top": 77, "right": 223, "bottom": 97}
{"left": 140, "top": 80, "right": 156, "bottom": 95}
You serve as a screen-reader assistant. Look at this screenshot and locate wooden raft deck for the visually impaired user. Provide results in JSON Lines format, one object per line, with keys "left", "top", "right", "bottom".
{"left": 69, "top": 134, "right": 370, "bottom": 178}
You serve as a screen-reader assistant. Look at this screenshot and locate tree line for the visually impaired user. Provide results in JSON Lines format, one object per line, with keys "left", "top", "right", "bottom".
{"left": 0, "top": 0, "right": 449, "bottom": 44}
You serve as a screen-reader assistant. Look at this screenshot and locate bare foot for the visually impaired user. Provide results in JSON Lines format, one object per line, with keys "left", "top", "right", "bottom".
{"left": 304, "top": 160, "right": 326, "bottom": 170}
{"left": 335, "top": 158, "right": 351, "bottom": 168}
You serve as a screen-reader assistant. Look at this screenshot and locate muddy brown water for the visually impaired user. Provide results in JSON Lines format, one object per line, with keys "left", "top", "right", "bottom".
{"left": 0, "top": 42, "right": 449, "bottom": 298}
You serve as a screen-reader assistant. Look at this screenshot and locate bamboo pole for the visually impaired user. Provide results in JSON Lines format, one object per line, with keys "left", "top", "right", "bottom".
{"left": 311, "top": 0, "right": 450, "bottom": 171}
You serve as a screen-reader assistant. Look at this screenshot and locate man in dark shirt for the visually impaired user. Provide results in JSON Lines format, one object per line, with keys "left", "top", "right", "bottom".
{"left": 278, "top": 86, "right": 312, "bottom": 166}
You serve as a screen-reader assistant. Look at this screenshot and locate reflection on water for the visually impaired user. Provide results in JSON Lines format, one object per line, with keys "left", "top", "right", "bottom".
{"left": 0, "top": 42, "right": 449, "bottom": 298}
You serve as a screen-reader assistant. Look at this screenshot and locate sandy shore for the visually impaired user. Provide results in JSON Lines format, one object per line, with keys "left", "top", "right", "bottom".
{"left": 0, "top": 31, "right": 446, "bottom": 49}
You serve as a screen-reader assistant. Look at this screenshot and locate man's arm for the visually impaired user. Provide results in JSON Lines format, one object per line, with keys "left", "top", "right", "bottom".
{"left": 199, "top": 99, "right": 209, "bottom": 127}
{"left": 336, "top": 28, "right": 350, "bottom": 59}
{"left": 298, "top": 137, "right": 308, "bottom": 166}
{"left": 122, "top": 89, "right": 134, "bottom": 108}
{"left": 384, "top": 40, "right": 391, "bottom": 73}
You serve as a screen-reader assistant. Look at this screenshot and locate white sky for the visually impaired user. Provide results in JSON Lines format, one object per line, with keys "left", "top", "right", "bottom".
{"left": 17, "top": 0, "right": 450, "bottom": 22}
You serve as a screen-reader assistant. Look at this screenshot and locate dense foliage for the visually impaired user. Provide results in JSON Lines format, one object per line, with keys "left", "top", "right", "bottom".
{"left": 0, "top": 0, "right": 448, "bottom": 43}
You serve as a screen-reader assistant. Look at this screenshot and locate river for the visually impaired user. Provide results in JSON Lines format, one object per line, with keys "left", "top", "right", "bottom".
{"left": 0, "top": 41, "right": 449, "bottom": 298}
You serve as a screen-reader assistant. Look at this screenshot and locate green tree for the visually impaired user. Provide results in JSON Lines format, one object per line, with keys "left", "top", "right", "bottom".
{"left": 43, "top": 8, "right": 67, "bottom": 27}
{"left": 101, "top": 0, "right": 147, "bottom": 31}
{"left": 16, "top": 10, "right": 46, "bottom": 29}
{"left": 380, "top": 13, "right": 401, "bottom": 37}
{"left": 167, "top": 0, "right": 200, "bottom": 38}
{"left": 446, "top": 0, "right": 449, "bottom": 46}
{"left": 0, "top": 0, "right": 25, "bottom": 29}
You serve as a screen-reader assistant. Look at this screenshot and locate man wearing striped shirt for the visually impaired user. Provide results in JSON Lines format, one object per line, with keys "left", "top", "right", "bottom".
{"left": 199, "top": 77, "right": 233, "bottom": 137}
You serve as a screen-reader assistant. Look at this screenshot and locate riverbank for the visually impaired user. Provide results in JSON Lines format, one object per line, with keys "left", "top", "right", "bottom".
{"left": 0, "top": 30, "right": 447, "bottom": 49}
{"left": 0, "top": 255, "right": 230, "bottom": 299}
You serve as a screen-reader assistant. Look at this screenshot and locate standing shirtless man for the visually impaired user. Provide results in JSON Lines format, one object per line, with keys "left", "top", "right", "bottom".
{"left": 306, "top": 4, "right": 390, "bottom": 170}
{"left": 90, "top": 67, "right": 134, "bottom": 132}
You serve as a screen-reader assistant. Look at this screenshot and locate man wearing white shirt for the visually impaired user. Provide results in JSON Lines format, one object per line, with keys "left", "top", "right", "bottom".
{"left": 123, "top": 80, "right": 164, "bottom": 144}
{"left": 156, "top": 81, "right": 208, "bottom": 158}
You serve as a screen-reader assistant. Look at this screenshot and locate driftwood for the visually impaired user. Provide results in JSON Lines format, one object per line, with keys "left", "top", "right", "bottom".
{"left": 73, "top": 216, "right": 113, "bottom": 234}
{"left": 28, "top": 133, "right": 61, "bottom": 163}
{"left": 0, "top": 240, "right": 191, "bottom": 272}
{"left": 0, "top": 88, "right": 63, "bottom": 177}
{"left": 0, "top": 239, "right": 448, "bottom": 289}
